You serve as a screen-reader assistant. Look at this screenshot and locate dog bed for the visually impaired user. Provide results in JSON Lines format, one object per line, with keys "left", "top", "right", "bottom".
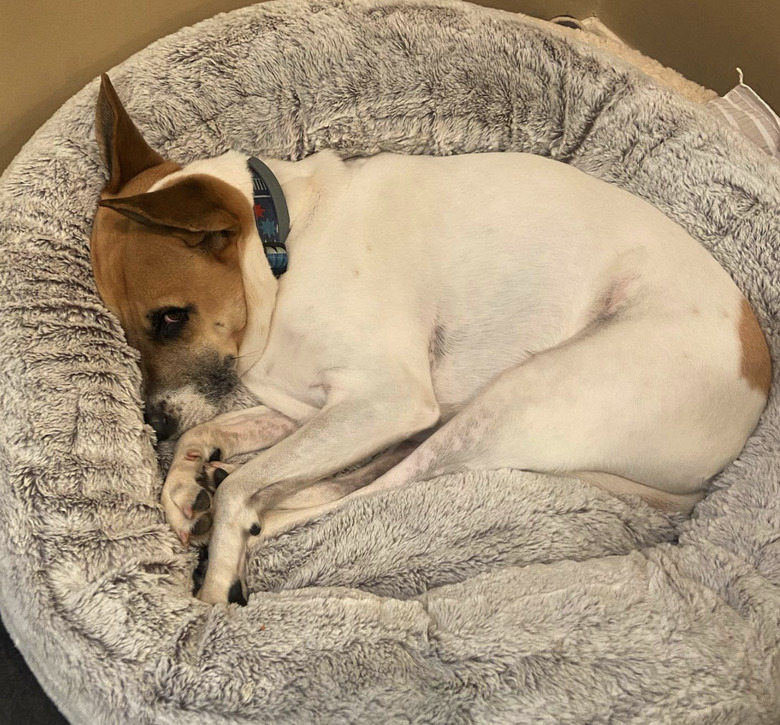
{"left": 1, "top": 0, "right": 779, "bottom": 721}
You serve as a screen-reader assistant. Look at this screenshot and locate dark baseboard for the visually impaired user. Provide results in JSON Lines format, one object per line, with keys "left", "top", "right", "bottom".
{"left": 0, "top": 614, "right": 68, "bottom": 725}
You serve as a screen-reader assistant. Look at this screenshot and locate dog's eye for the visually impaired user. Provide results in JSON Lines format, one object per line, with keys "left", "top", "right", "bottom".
{"left": 150, "top": 306, "right": 190, "bottom": 340}
{"left": 164, "top": 310, "right": 185, "bottom": 324}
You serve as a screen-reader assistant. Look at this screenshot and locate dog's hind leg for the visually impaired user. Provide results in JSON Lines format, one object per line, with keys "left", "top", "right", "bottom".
{"left": 257, "top": 441, "right": 420, "bottom": 537}
{"left": 197, "top": 308, "right": 767, "bottom": 604}
{"left": 275, "top": 312, "right": 766, "bottom": 531}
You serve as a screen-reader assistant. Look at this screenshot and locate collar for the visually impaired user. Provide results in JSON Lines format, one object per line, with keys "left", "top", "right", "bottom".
{"left": 248, "top": 156, "right": 290, "bottom": 277}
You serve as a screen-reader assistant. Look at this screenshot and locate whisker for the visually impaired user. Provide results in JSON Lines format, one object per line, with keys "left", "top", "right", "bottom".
{"left": 234, "top": 349, "right": 264, "bottom": 361}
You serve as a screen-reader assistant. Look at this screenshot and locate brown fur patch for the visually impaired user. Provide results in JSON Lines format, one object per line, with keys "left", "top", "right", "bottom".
{"left": 90, "top": 76, "right": 257, "bottom": 406}
{"left": 99, "top": 175, "right": 243, "bottom": 240}
{"left": 739, "top": 298, "right": 771, "bottom": 396}
{"left": 113, "top": 161, "right": 182, "bottom": 197}
{"left": 91, "top": 172, "right": 252, "bottom": 396}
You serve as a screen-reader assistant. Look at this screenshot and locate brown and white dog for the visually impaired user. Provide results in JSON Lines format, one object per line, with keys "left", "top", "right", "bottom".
{"left": 90, "top": 75, "right": 770, "bottom": 604}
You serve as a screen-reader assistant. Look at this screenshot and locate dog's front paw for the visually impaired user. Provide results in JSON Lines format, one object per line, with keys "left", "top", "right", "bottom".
{"left": 162, "top": 459, "right": 238, "bottom": 546}
{"left": 162, "top": 471, "right": 213, "bottom": 547}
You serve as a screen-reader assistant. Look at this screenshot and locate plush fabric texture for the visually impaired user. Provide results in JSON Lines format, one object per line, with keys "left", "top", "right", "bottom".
{"left": 1, "top": 0, "right": 779, "bottom": 722}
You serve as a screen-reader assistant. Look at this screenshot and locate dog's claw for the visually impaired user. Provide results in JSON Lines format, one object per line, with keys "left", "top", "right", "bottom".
{"left": 204, "top": 462, "right": 237, "bottom": 489}
{"left": 213, "top": 467, "right": 230, "bottom": 487}
{"left": 227, "top": 580, "right": 248, "bottom": 606}
{"left": 191, "top": 512, "right": 213, "bottom": 536}
{"left": 192, "top": 488, "right": 211, "bottom": 513}
{"left": 179, "top": 530, "right": 190, "bottom": 547}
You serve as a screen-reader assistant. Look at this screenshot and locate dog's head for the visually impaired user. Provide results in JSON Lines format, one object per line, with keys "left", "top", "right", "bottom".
{"left": 90, "top": 75, "right": 275, "bottom": 440}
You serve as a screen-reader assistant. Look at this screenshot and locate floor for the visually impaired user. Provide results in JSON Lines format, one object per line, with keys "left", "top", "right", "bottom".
{"left": 0, "top": 615, "right": 67, "bottom": 724}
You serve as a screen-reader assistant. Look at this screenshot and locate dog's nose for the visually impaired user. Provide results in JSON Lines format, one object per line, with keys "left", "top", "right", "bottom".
{"left": 144, "top": 405, "right": 177, "bottom": 442}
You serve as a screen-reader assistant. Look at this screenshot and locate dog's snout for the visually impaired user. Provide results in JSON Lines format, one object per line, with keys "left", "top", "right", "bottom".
{"left": 144, "top": 404, "right": 177, "bottom": 442}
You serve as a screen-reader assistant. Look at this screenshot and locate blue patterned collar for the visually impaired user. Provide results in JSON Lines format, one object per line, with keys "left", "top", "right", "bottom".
{"left": 248, "top": 157, "right": 290, "bottom": 277}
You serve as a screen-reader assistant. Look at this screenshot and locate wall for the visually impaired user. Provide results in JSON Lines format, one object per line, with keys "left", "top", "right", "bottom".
{"left": 1, "top": 0, "right": 777, "bottom": 173}
{"left": 598, "top": 0, "right": 779, "bottom": 114}
{"left": 1, "top": 0, "right": 255, "bottom": 173}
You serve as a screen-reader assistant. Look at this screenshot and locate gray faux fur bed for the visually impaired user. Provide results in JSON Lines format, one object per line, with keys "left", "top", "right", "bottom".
{"left": 1, "top": 0, "right": 779, "bottom": 722}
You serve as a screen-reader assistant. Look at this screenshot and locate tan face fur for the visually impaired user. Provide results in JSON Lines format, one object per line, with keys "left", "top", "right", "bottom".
{"left": 90, "top": 75, "right": 250, "bottom": 416}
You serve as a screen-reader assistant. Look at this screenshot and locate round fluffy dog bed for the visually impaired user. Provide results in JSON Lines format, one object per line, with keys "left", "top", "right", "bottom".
{"left": 1, "top": 0, "right": 779, "bottom": 722}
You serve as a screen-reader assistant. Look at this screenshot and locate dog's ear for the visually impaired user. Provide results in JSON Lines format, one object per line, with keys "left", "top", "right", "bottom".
{"left": 99, "top": 176, "right": 240, "bottom": 249}
{"left": 96, "top": 74, "right": 166, "bottom": 194}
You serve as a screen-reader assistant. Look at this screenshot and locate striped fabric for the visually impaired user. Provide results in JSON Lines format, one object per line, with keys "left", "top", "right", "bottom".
{"left": 708, "top": 70, "right": 780, "bottom": 160}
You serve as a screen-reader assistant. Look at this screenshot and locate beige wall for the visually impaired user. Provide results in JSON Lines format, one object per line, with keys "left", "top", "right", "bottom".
{"left": 1, "top": 0, "right": 777, "bottom": 173}
{"left": 599, "top": 0, "right": 779, "bottom": 114}
{"left": 1, "top": 0, "right": 256, "bottom": 173}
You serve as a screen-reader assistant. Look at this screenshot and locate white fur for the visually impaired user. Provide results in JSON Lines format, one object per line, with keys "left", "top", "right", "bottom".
{"left": 159, "top": 150, "right": 766, "bottom": 603}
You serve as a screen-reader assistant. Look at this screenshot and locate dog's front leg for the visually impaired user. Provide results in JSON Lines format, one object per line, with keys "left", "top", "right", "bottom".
{"left": 162, "top": 406, "right": 298, "bottom": 545}
{"left": 198, "top": 385, "right": 438, "bottom": 604}
{"left": 257, "top": 440, "right": 420, "bottom": 538}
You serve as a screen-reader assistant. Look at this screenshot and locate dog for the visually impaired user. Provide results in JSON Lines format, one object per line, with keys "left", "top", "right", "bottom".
{"left": 90, "top": 75, "right": 770, "bottom": 605}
